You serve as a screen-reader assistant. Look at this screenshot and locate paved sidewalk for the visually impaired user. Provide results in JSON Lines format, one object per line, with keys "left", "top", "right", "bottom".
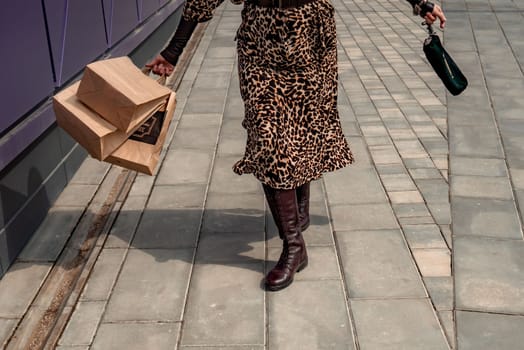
{"left": 1, "top": 0, "right": 524, "bottom": 349}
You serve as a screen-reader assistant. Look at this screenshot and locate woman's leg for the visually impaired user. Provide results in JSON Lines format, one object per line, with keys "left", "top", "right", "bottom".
{"left": 263, "top": 184, "right": 308, "bottom": 291}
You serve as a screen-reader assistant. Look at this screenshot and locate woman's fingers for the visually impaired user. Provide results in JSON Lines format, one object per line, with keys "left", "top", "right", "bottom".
{"left": 428, "top": 5, "right": 447, "bottom": 29}
{"left": 424, "top": 12, "right": 436, "bottom": 25}
{"left": 145, "top": 55, "right": 174, "bottom": 76}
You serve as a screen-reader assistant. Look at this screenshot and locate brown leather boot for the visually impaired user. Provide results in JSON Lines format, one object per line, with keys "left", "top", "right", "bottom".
{"left": 296, "top": 182, "right": 310, "bottom": 231}
{"left": 263, "top": 184, "right": 284, "bottom": 239}
{"left": 263, "top": 185, "right": 308, "bottom": 291}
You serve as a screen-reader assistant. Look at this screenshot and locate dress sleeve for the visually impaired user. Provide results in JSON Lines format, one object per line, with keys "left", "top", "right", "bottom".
{"left": 182, "top": 0, "right": 227, "bottom": 23}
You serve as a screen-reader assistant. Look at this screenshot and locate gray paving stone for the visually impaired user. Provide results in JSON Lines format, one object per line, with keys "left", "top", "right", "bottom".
{"left": 194, "top": 72, "right": 232, "bottom": 90}
{"left": 104, "top": 249, "right": 193, "bottom": 322}
{"left": 419, "top": 137, "right": 448, "bottom": 156}
{"left": 388, "top": 190, "right": 424, "bottom": 204}
{"left": 55, "top": 346, "right": 89, "bottom": 350}
{"left": 216, "top": 133, "right": 246, "bottom": 155}
{"left": 132, "top": 209, "right": 202, "bottom": 249}
{"left": 104, "top": 196, "right": 146, "bottom": 248}
{"left": 0, "top": 262, "right": 51, "bottom": 318}
{"left": 69, "top": 158, "right": 110, "bottom": 185}
{"left": 415, "top": 179, "right": 449, "bottom": 203}
{"left": 156, "top": 149, "right": 214, "bottom": 185}
{"left": 268, "top": 280, "right": 354, "bottom": 349}
{"left": 424, "top": 277, "right": 453, "bottom": 311}
{"left": 369, "top": 145, "right": 403, "bottom": 164}
{"left": 412, "top": 248, "right": 451, "bottom": 277}
{"left": 267, "top": 246, "right": 340, "bottom": 281}
{"left": 91, "top": 323, "right": 180, "bottom": 350}
{"left": 128, "top": 175, "right": 155, "bottom": 197}
{"left": 451, "top": 175, "right": 513, "bottom": 200}
{"left": 403, "top": 157, "right": 436, "bottom": 169}
{"left": 176, "top": 113, "right": 223, "bottom": 130}
{"left": 427, "top": 203, "right": 451, "bottom": 225}
{"left": 350, "top": 299, "right": 448, "bottom": 350}
{"left": 408, "top": 167, "right": 443, "bottom": 179}
{"left": 209, "top": 156, "right": 261, "bottom": 194}
{"left": 365, "top": 136, "right": 393, "bottom": 146}
{"left": 509, "top": 167, "right": 524, "bottom": 190}
{"left": 220, "top": 118, "right": 246, "bottom": 137}
{"left": 309, "top": 179, "right": 325, "bottom": 202}
{"left": 18, "top": 207, "right": 83, "bottom": 262}
{"left": 0, "top": 319, "right": 16, "bottom": 348}
{"left": 330, "top": 204, "right": 398, "bottom": 232}
{"left": 375, "top": 164, "right": 408, "bottom": 175}
{"left": 199, "top": 58, "right": 235, "bottom": 73}
{"left": 180, "top": 347, "right": 263, "bottom": 350}
{"left": 456, "top": 311, "right": 524, "bottom": 350}
{"left": 180, "top": 263, "right": 264, "bottom": 346}
{"left": 380, "top": 173, "right": 417, "bottom": 192}
{"left": 147, "top": 184, "right": 207, "bottom": 210}
{"left": 449, "top": 125, "right": 504, "bottom": 158}
{"left": 452, "top": 197, "right": 522, "bottom": 239}
{"left": 184, "top": 88, "right": 226, "bottom": 114}
{"left": 337, "top": 229, "right": 426, "bottom": 298}
{"left": 53, "top": 184, "right": 98, "bottom": 207}
{"left": 202, "top": 193, "right": 264, "bottom": 234}
{"left": 437, "top": 311, "right": 455, "bottom": 349}
{"left": 403, "top": 224, "right": 447, "bottom": 249}
{"left": 450, "top": 157, "right": 507, "bottom": 177}
{"left": 196, "top": 230, "right": 265, "bottom": 264}
{"left": 80, "top": 248, "right": 127, "bottom": 301}
{"left": 324, "top": 167, "right": 387, "bottom": 204}
{"left": 170, "top": 124, "right": 220, "bottom": 150}
{"left": 455, "top": 236, "right": 524, "bottom": 314}
{"left": 346, "top": 137, "right": 373, "bottom": 169}
{"left": 58, "top": 301, "right": 105, "bottom": 346}
{"left": 392, "top": 203, "right": 431, "bottom": 218}
{"left": 399, "top": 216, "right": 437, "bottom": 225}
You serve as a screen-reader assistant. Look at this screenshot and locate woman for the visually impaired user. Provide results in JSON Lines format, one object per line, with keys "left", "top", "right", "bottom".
{"left": 147, "top": 0, "right": 446, "bottom": 291}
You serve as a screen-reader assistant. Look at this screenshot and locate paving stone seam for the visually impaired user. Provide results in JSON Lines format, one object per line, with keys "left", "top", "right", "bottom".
{"left": 321, "top": 179, "right": 365, "bottom": 350}
{"left": 52, "top": 172, "right": 140, "bottom": 348}
{"left": 492, "top": 12, "right": 524, "bottom": 77}
{"left": 455, "top": 309, "right": 524, "bottom": 317}
{"left": 452, "top": 14, "right": 524, "bottom": 236}
{"left": 99, "top": 319, "right": 183, "bottom": 324}
{"left": 166, "top": 8, "right": 257, "bottom": 349}
{"left": 447, "top": 9, "right": 524, "bottom": 345}
{"left": 465, "top": 46, "right": 524, "bottom": 239}
{"left": 453, "top": 234, "right": 524, "bottom": 242}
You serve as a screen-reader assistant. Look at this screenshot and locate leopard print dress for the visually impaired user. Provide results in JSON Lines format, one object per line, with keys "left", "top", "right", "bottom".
{"left": 183, "top": 0, "right": 354, "bottom": 189}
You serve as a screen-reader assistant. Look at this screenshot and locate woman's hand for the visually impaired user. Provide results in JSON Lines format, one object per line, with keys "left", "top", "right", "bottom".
{"left": 424, "top": 4, "right": 446, "bottom": 29}
{"left": 145, "top": 55, "right": 175, "bottom": 76}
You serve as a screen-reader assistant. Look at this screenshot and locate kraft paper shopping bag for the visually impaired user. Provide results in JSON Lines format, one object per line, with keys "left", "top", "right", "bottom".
{"left": 53, "top": 82, "right": 128, "bottom": 160}
{"left": 105, "top": 91, "right": 177, "bottom": 175}
{"left": 77, "top": 56, "right": 171, "bottom": 133}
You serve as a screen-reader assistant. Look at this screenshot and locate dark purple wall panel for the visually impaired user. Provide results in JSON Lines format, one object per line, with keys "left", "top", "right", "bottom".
{"left": 0, "top": 0, "right": 55, "bottom": 134}
{"left": 140, "top": 0, "right": 160, "bottom": 21}
{"left": 103, "top": 0, "right": 140, "bottom": 46}
{"left": 44, "top": 0, "right": 107, "bottom": 86}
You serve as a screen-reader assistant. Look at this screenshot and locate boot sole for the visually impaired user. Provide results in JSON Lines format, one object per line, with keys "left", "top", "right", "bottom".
{"left": 300, "top": 220, "right": 310, "bottom": 232}
{"left": 265, "top": 258, "right": 308, "bottom": 292}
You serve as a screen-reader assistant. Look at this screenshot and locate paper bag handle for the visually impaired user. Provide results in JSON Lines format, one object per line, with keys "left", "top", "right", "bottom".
{"left": 142, "top": 67, "right": 167, "bottom": 86}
